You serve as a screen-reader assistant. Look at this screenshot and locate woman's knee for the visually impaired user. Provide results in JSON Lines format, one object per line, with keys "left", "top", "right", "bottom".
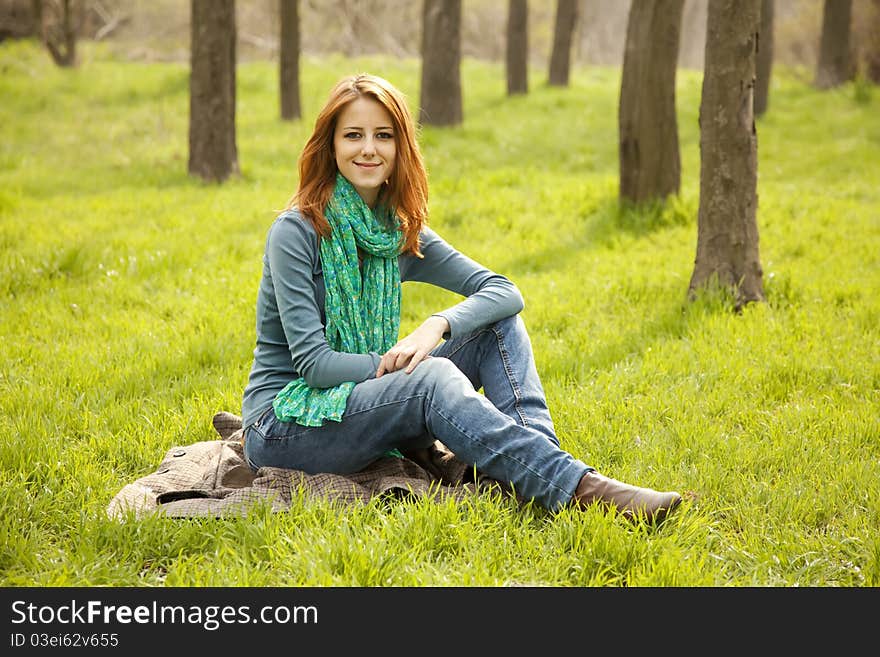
{"left": 417, "top": 355, "right": 462, "bottom": 380}
{"left": 412, "top": 356, "right": 474, "bottom": 394}
{"left": 412, "top": 357, "right": 484, "bottom": 419}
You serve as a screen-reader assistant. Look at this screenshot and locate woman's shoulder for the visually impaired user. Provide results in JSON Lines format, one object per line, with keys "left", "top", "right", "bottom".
{"left": 270, "top": 207, "right": 318, "bottom": 239}
{"left": 265, "top": 207, "right": 320, "bottom": 256}
{"left": 273, "top": 207, "right": 311, "bottom": 228}
{"left": 400, "top": 225, "right": 459, "bottom": 276}
{"left": 414, "top": 224, "right": 457, "bottom": 255}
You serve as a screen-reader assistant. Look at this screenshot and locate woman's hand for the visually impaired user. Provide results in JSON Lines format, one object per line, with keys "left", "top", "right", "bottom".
{"left": 376, "top": 315, "right": 450, "bottom": 377}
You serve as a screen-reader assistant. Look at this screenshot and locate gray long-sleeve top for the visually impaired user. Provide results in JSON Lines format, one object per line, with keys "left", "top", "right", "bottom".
{"left": 240, "top": 209, "right": 525, "bottom": 427}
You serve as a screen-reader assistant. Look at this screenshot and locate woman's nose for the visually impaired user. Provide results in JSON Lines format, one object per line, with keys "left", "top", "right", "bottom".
{"left": 361, "top": 138, "right": 376, "bottom": 155}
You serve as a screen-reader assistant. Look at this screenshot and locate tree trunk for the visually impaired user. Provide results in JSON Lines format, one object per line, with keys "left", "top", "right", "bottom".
{"left": 419, "top": 0, "right": 462, "bottom": 126}
{"left": 279, "top": 0, "right": 301, "bottom": 121}
{"left": 188, "top": 0, "right": 239, "bottom": 183}
{"left": 506, "top": 0, "right": 528, "bottom": 95}
{"left": 618, "top": 0, "right": 683, "bottom": 205}
{"left": 548, "top": 0, "right": 576, "bottom": 86}
{"left": 815, "top": 0, "right": 853, "bottom": 89}
{"left": 754, "top": 0, "right": 773, "bottom": 116}
{"left": 689, "top": 0, "right": 764, "bottom": 309}
{"left": 39, "top": 0, "right": 77, "bottom": 67}
{"left": 859, "top": 0, "right": 880, "bottom": 84}
{"left": 31, "top": 0, "right": 43, "bottom": 37}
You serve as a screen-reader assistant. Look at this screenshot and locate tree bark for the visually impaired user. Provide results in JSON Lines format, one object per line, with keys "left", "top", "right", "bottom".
{"left": 815, "top": 0, "right": 853, "bottom": 89}
{"left": 188, "top": 0, "right": 239, "bottom": 182}
{"left": 754, "top": 0, "right": 773, "bottom": 116}
{"left": 689, "top": 0, "right": 764, "bottom": 309}
{"left": 618, "top": 0, "right": 683, "bottom": 205}
{"left": 39, "top": 0, "right": 77, "bottom": 67}
{"left": 31, "top": 0, "right": 43, "bottom": 37}
{"left": 506, "top": 0, "right": 528, "bottom": 95}
{"left": 280, "top": 0, "right": 301, "bottom": 121}
{"left": 419, "top": 0, "right": 462, "bottom": 126}
{"left": 859, "top": 0, "right": 880, "bottom": 83}
{"left": 548, "top": 0, "right": 577, "bottom": 86}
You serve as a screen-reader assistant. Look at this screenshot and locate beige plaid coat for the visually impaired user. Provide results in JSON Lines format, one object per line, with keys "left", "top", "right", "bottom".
{"left": 107, "top": 412, "right": 513, "bottom": 519}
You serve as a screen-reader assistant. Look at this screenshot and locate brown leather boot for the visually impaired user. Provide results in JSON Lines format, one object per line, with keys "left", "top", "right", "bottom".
{"left": 573, "top": 471, "right": 682, "bottom": 523}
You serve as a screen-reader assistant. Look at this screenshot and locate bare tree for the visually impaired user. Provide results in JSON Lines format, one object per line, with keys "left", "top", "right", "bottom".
{"left": 419, "top": 0, "right": 462, "bottom": 126}
{"left": 280, "top": 0, "right": 301, "bottom": 121}
{"left": 689, "top": 0, "right": 764, "bottom": 309}
{"left": 815, "top": 0, "right": 853, "bottom": 89}
{"left": 754, "top": 0, "right": 774, "bottom": 116}
{"left": 506, "top": 0, "right": 528, "bottom": 95}
{"left": 188, "top": 0, "right": 239, "bottom": 182}
{"left": 618, "top": 0, "right": 683, "bottom": 205}
{"left": 548, "top": 0, "right": 577, "bottom": 86}
{"left": 35, "top": 0, "right": 77, "bottom": 67}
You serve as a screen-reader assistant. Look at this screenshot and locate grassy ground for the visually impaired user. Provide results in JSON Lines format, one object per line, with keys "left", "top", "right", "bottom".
{"left": 1, "top": 39, "right": 878, "bottom": 587}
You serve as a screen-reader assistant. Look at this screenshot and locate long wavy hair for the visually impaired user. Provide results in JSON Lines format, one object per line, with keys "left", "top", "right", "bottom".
{"left": 287, "top": 74, "right": 428, "bottom": 256}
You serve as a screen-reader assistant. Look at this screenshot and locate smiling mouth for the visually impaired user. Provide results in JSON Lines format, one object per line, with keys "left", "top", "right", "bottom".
{"left": 355, "top": 162, "right": 381, "bottom": 168}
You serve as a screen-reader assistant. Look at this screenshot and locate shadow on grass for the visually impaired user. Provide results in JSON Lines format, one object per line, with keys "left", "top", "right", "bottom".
{"left": 576, "top": 276, "right": 767, "bottom": 379}
{"left": 503, "top": 192, "right": 696, "bottom": 277}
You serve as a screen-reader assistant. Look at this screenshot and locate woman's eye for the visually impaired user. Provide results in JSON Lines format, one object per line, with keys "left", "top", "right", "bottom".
{"left": 344, "top": 132, "right": 361, "bottom": 139}
{"left": 377, "top": 132, "right": 394, "bottom": 140}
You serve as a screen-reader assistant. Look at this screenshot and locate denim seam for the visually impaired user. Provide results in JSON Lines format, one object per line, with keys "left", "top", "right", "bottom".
{"left": 438, "top": 327, "right": 489, "bottom": 361}
{"left": 491, "top": 323, "right": 529, "bottom": 428}
{"left": 342, "top": 392, "right": 428, "bottom": 419}
{"left": 439, "top": 323, "right": 530, "bottom": 429}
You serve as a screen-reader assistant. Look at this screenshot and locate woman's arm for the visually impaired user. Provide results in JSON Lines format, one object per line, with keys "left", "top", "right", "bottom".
{"left": 401, "top": 226, "right": 525, "bottom": 338}
{"left": 377, "top": 227, "right": 524, "bottom": 377}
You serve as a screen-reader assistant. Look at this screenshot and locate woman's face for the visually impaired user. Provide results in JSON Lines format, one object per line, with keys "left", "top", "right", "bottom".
{"left": 333, "top": 96, "right": 397, "bottom": 208}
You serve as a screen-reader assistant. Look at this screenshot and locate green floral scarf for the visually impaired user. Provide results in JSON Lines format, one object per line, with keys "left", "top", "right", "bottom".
{"left": 273, "top": 172, "right": 402, "bottom": 427}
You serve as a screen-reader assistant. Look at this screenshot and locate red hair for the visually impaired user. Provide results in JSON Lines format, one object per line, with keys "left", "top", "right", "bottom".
{"left": 288, "top": 74, "right": 428, "bottom": 256}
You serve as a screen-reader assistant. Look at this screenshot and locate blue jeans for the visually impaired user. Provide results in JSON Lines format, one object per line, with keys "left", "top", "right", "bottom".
{"left": 243, "top": 315, "right": 592, "bottom": 511}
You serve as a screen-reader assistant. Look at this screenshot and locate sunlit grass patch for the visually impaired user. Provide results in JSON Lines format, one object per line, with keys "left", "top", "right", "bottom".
{"left": 1, "top": 40, "right": 878, "bottom": 587}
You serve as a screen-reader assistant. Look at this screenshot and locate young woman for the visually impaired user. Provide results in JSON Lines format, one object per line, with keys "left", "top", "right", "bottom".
{"left": 240, "top": 73, "right": 682, "bottom": 522}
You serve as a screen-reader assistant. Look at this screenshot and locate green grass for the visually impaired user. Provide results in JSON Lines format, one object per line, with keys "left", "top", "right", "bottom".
{"left": 1, "top": 39, "right": 878, "bottom": 587}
